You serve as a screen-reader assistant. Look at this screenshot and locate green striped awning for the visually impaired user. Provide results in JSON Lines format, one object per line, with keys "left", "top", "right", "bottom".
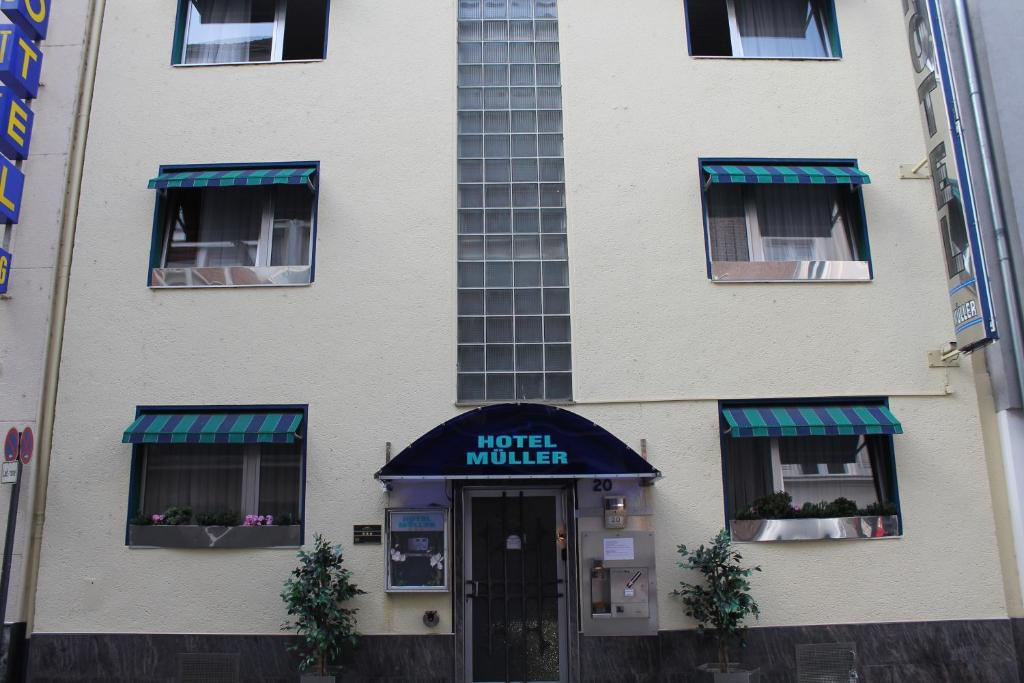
{"left": 722, "top": 405, "right": 902, "bottom": 438}
{"left": 122, "top": 412, "right": 303, "bottom": 444}
{"left": 148, "top": 167, "right": 316, "bottom": 190}
{"left": 703, "top": 164, "right": 871, "bottom": 185}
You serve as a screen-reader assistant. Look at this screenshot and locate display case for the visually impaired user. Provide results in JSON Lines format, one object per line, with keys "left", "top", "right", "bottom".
{"left": 385, "top": 508, "right": 449, "bottom": 592}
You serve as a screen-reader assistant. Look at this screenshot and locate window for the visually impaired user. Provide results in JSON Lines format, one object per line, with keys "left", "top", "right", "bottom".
{"left": 719, "top": 402, "right": 902, "bottom": 533}
{"left": 176, "top": 0, "right": 328, "bottom": 65}
{"left": 140, "top": 443, "right": 301, "bottom": 522}
{"left": 724, "top": 435, "right": 897, "bottom": 518}
{"left": 702, "top": 162, "right": 871, "bottom": 281}
{"left": 456, "top": 0, "right": 573, "bottom": 402}
{"left": 149, "top": 165, "right": 317, "bottom": 287}
{"left": 125, "top": 408, "right": 306, "bottom": 548}
{"left": 687, "top": 0, "right": 840, "bottom": 58}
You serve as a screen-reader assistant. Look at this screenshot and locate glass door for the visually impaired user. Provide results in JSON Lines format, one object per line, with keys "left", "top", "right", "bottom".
{"left": 464, "top": 488, "right": 567, "bottom": 683}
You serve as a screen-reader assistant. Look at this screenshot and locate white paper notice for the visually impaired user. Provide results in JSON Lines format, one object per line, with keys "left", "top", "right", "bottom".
{"left": 603, "top": 537, "right": 635, "bottom": 561}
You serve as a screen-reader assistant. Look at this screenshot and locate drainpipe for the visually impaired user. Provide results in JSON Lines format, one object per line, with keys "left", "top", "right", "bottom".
{"left": 20, "top": 0, "right": 106, "bottom": 634}
{"left": 949, "top": 0, "right": 1024, "bottom": 404}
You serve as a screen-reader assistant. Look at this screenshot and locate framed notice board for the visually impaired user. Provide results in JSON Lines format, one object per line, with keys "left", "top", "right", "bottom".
{"left": 385, "top": 508, "right": 448, "bottom": 592}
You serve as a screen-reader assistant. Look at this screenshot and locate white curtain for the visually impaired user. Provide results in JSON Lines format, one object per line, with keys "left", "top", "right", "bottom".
{"left": 753, "top": 185, "right": 853, "bottom": 261}
{"left": 185, "top": 0, "right": 272, "bottom": 64}
{"left": 734, "top": 0, "right": 829, "bottom": 58}
{"left": 270, "top": 186, "right": 312, "bottom": 266}
{"left": 708, "top": 184, "right": 750, "bottom": 261}
{"left": 196, "top": 187, "right": 264, "bottom": 266}
{"left": 258, "top": 447, "right": 301, "bottom": 517}
{"left": 143, "top": 446, "right": 244, "bottom": 517}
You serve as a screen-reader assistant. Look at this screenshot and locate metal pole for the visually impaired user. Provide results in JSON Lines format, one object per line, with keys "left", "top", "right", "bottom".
{"left": 0, "top": 460, "right": 23, "bottom": 627}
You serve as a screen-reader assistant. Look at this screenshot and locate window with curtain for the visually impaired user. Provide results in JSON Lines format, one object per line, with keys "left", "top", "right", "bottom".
{"left": 705, "top": 177, "right": 866, "bottom": 265}
{"left": 140, "top": 443, "right": 301, "bottom": 522}
{"left": 686, "top": 0, "right": 839, "bottom": 58}
{"left": 179, "top": 0, "right": 329, "bottom": 65}
{"left": 158, "top": 181, "right": 314, "bottom": 282}
{"left": 723, "top": 433, "right": 898, "bottom": 520}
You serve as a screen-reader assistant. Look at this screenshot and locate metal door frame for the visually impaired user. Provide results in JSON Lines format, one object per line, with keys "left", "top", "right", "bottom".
{"left": 457, "top": 484, "right": 575, "bottom": 683}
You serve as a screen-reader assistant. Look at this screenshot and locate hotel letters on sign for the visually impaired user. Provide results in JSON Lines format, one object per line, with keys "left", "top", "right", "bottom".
{"left": 902, "top": 0, "right": 995, "bottom": 351}
{"left": 0, "top": 246, "right": 10, "bottom": 295}
{"left": 0, "top": 0, "right": 48, "bottom": 293}
{"left": 466, "top": 434, "right": 569, "bottom": 468}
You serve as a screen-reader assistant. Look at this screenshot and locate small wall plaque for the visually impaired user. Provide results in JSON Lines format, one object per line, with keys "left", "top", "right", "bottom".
{"left": 353, "top": 524, "right": 382, "bottom": 545}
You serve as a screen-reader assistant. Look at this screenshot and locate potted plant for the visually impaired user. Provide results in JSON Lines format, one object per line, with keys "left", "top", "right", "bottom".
{"left": 673, "top": 529, "right": 761, "bottom": 682}
{"left": 281, "top": 534, "right": 365, "bottom": 682}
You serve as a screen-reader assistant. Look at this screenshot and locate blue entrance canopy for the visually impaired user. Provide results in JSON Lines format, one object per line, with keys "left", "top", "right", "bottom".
{"left": 375, "top": 403, "right": 661, "bottom": 481}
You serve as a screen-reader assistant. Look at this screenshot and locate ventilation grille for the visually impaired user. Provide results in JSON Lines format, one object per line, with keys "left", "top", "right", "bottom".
{"left": 796, "top": 642, "right": 858, "bottom": 683}
{"left": 178, "top": 653, "right": 239, "bottom": 683}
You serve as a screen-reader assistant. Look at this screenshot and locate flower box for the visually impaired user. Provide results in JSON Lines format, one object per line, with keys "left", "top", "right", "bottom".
{"left": 729, "top": 515, "right": 900, "bottom": 543}
{"left": 128, "top": 524, "right": 301, "bottom": 549}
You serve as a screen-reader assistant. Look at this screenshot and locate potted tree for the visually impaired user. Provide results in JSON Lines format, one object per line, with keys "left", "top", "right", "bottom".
{"left": 673, "top": 529, "right": 761, "bottom": 682}
{"left": 281, "top": 534, "right": 365, "bottom": 682}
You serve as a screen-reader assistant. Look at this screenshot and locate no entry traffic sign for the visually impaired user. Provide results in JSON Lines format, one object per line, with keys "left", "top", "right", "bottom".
{"left": 18, "top": 426, "right": 32, "bottom": 464}
{"left": 2, "top": 428, "right": 17, "bottom": 462}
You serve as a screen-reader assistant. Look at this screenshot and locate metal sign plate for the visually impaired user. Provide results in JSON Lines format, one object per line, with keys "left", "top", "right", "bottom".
{"left": 3, "top": 428, "right": 17, "bottom": 462}
{"left": 18, "top": 425, "right": 32, "bottom": 464}
{"left": 1, "top": 460, "right": 17, "bottom": 484}
{"left": 353, "top": 524, "right": 382, "bottom": 545}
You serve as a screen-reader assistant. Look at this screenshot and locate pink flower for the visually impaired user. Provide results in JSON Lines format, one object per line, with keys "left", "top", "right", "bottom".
{"left": 151, "top": 514, "right": 165, "bottom": 524}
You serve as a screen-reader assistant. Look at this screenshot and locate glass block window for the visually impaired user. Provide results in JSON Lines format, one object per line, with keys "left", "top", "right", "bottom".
{"left": 457, "top": 0, "right": 572, "bottom": 402}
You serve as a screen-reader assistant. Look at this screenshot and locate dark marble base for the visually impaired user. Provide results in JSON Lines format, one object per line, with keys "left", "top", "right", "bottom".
{"left": 583, "top": 619, "right": 1019, "bottom": 683}
{"left": 26, "top": 633, "right": 453, "bottom": 683}
{"left": 24, "top": 619, "right": 1020, "bottom": 682}
{"left": 1, "top": 622, "right": 27, "bottom": 683}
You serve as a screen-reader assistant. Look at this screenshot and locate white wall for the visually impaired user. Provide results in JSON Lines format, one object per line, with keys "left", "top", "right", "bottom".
{"left": 0, "top": 0, "right": 90, "bottom": 624}
{"left": 32, "top": 0, "right": 1008, "bottom": 636}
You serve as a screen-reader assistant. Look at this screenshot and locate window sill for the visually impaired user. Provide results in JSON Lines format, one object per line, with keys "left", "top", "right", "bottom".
{"left": 150, "top": 266, "right": 312, "bottom": 288}
{"left": 128, "top": 524, "right": 301, "bottom": 549}
{"left": 730, "top": 515, "right": 900, "bottom": 543}
{"left": 690, "top": 55, "right": 841, "bottom": 62}
{"left": 455, "top": 399, "right": 576, "bottom": 408}
{"left": 172, "top": 59, "right": 325, "bottom": 68}
{"left": 710, "top": 260, "right": 871, "bottom": 282}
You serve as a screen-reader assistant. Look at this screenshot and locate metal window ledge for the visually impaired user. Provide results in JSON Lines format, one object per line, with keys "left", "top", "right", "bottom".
{"left": 711, "top": 260, "right": 871, "bottom": 282}
{"left": 730, "top": 515, "right": 900, "bottom": 542}
{"left": 150, "top": 266, "right": 311, "bottom": 288}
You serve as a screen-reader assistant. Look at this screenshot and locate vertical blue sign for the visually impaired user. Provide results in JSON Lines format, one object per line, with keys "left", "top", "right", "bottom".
{"left": 0, "top": 0, "right": 48, "bottom": 41}
{"left": 0, "top": 246, "right": 11, "bottom": 295}
{"left": 902, "top": 0, "right": 997, "bottom": 351}
{"left": 0, "top": 86, "right": 31, "bottom": 160}
{"left": 0, "top": 153, "right": 23, "bottom": 222}
{"left": 0, "top": 23, "right": 40, "bottom": 100}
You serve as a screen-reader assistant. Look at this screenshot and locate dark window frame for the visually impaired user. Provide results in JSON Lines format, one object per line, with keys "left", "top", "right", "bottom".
{"left": 684, "top": 0, "right": 843, "bottom": 59}
{"left": 147, "top": 160, "right": 321, "bottom": 287}
{"left": 698, "top": 156, "right": 874, "bottom": 281}
{"left": 171, "top": 0, "right": 331, "bottom": 66}
{"left": 125, "top": 403, "right": 308, "bottom": 547}
{"left": 717, "top": 397, "right": 903, "bottom": 534}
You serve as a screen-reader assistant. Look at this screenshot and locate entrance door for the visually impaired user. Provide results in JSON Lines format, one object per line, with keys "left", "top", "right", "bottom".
{"left": 464, "top": 489, "right": 567, "bottom": 683}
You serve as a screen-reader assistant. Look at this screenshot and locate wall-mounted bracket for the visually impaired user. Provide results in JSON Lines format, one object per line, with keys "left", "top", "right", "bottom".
{"left": 929, "top": 344, "right": 961, "bottom": 367}
{"left": 900, "top": 158, "right": 931, "bottom": 179}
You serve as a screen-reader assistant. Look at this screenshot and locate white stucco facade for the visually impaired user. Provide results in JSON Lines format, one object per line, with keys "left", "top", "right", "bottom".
{"left": 31, "top": 0, "right": 1009, "bottom": 645}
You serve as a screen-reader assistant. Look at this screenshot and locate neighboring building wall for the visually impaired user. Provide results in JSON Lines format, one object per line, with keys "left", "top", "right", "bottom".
{"left": 0, "top": 0, "right": 91, "bottom": 630}
{"left": 932, "top": 0, "right": 1024, "bottom": 618}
